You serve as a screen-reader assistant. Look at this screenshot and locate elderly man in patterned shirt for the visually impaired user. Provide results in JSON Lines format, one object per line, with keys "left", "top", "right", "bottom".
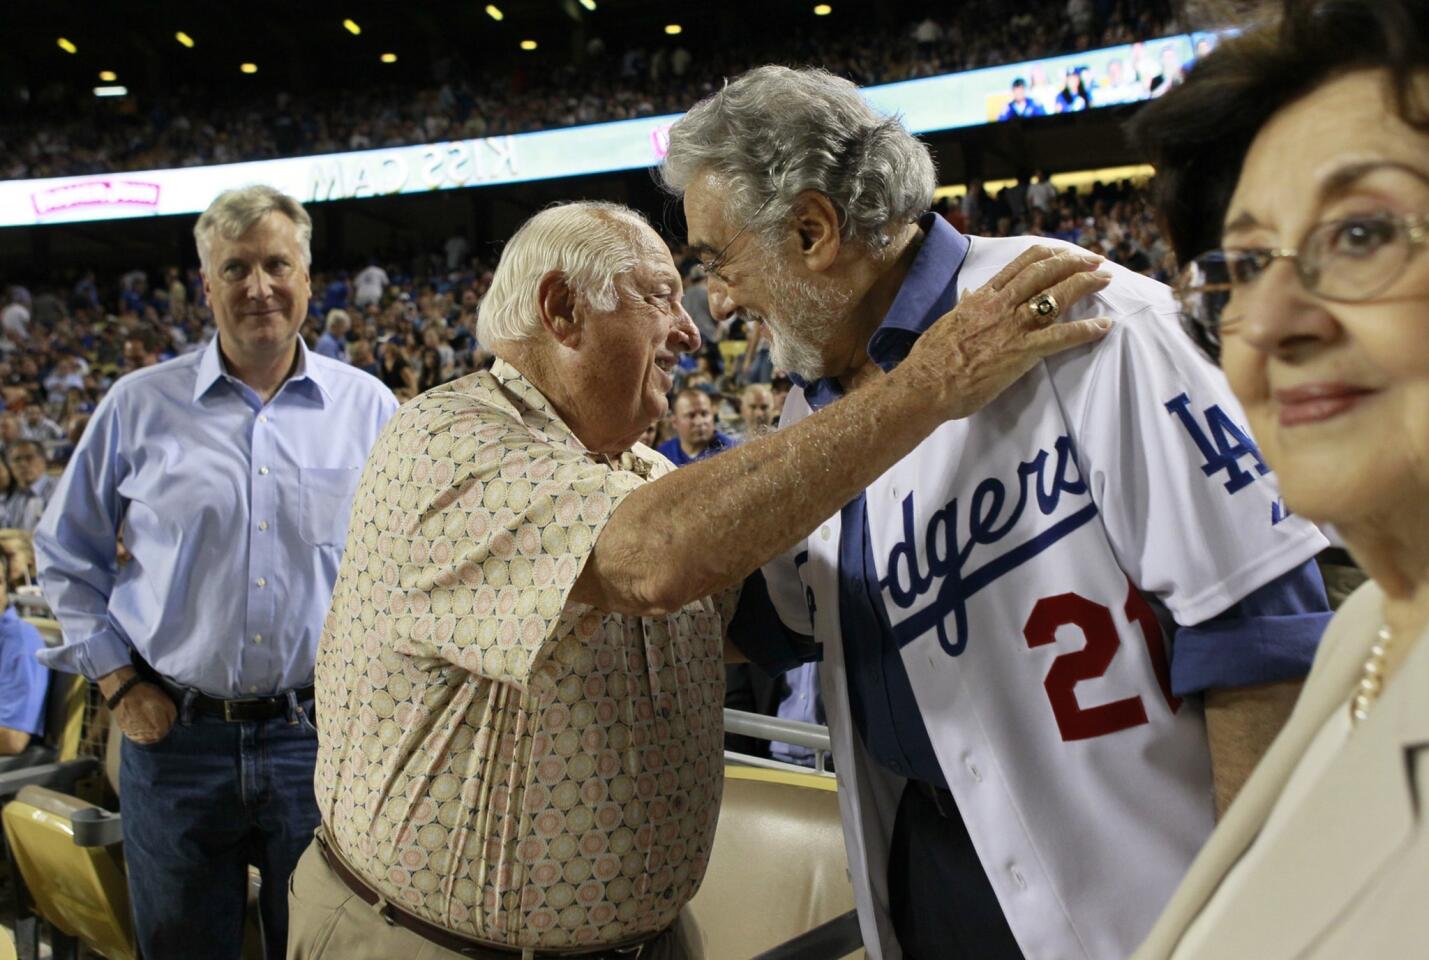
{"left": 288, "top": 200, "right": 1111, "bottom": 959}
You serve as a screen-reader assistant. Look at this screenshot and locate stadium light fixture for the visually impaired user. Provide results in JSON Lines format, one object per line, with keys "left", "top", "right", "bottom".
{"left": 343, "top": 19, "right": 362, "bottom": 35}
{"left": 664, "top": 23, "right": 682, "bottom": 35}
{"left": 381, "top": 52, "right": 398, "bottom": 63}
{"left": 486, "top": 4, "right": 504, "bottom": 21}
{"left": 520, "top": 40, "right": 538, "bottom": 51}
{"left": 94, "top": 86, "right": 128, "bottom": 97}
{"left": 98, "top": 70, "right": 118, "bottom": 82}
{"left": 579, "top": 0, "right": 597, "bottom": 10}
{"left": 57, "top": 38, "right": 78, "bottom": 54}
{"left": 813, "top": 3, "right": 832, "bottom": 14}
{"left": 240, "top": 62, "right": 258, "bottom": 74}
{"left": 176, "top": 31, "right": 195, "bottom": 48}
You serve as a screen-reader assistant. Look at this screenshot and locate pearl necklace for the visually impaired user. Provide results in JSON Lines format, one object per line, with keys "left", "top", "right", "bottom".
{"left": 1350, "top": 624, "right": 1394, "bottom": 725}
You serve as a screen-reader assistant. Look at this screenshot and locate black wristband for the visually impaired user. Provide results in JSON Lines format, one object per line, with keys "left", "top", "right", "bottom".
{"left": 104, "top": 674, "right": 145, "bottom": 711}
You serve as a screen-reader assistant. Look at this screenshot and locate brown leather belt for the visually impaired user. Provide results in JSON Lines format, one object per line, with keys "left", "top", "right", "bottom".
{"left": 315, "top": 827, "right": 663, "bottom": 958}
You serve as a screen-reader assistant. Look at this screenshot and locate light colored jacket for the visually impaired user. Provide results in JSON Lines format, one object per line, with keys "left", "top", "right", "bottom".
{"left": 1135, "top": 580, "right": 1429, "bottom": 959}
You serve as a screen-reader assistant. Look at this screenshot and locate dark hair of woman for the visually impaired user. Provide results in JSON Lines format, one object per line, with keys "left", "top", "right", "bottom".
{"left": 1127, "top": 0, "right": 1429, "bottom": 358}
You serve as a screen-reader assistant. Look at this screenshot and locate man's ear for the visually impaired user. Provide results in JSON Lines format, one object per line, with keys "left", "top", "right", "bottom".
{"left": 536, "top": 270, "right": 581, "bottom": 347}
{"left": 790, "top": 191, "right": 843, "bottom": 273}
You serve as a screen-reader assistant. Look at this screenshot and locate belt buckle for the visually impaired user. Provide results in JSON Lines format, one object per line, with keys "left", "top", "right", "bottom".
{"left": 222, "top": 698, "right": 259, "bottom": 722}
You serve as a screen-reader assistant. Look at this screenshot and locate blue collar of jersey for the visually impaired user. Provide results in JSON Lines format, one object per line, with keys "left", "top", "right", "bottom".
{"left": 800, "top": 212, "right": 971, "bottom": 412}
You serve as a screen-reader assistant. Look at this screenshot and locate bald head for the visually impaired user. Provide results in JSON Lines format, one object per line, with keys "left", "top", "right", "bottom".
{"left": 739, "top": 384, "right": 774, "bottom": 433}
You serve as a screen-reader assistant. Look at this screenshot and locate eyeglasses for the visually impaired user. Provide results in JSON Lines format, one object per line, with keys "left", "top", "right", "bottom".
{"left": 699, "top": 194, "right": 775, "bottom": 282}
{"left": 1176, "top": 212, "right": 1429, "bottom": 346}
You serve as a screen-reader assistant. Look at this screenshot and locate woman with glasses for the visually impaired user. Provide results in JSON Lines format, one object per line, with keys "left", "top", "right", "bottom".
{"left": 1128, "top": 1, "right": 1429, "bottom": 957}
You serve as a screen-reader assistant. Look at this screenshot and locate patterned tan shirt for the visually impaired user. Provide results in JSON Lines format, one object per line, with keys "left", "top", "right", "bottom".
{"left": 315, "top": 360, "right": 734, "bottom": 950}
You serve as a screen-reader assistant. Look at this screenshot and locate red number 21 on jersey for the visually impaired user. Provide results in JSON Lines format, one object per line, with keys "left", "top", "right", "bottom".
{"left": 1022, "top": 577, "right": 1182, "bottom": 742}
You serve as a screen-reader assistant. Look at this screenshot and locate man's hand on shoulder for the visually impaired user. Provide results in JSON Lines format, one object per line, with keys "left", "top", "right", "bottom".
{"left": 98, "top": 666, "right": 177, "bottom": 745}
{"left": 902, "top": 245, "right": 1114, "bottom": 420}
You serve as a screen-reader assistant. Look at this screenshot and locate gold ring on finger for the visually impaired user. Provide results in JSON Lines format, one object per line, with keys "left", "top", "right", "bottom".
{"left": 1026, "top": 292, "right": 1060, "bottom": 321}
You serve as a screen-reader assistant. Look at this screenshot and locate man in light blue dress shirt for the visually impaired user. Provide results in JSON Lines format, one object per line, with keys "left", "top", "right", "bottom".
{"left": 34, "top": 185, "right": 397, "bottom": 960}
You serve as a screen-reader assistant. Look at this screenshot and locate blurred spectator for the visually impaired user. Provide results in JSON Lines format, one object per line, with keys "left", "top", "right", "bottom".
{"left": 416, "top": 346, "right": 444, "bottom": 393}
{"left": 3, "top": 440, "right": 56, "bottom": 532}
{"left": 42, "top": 355, "right": 86, "bottom": 395}
{"left": 0, "top": 551, "right": 47, "bottom": 758}
{"left": 21, "top": 406, "right": 64, "bottom": 444}
{"left": 1027, "top": 169, "right": 1059, "bottom": 212}
{"left": 657, "top": 388, "right": 735, "bottom": 465}
{"left": 317, "top": 309, "right": 350, "bottom": 362}
{"left": 1101, "top": 57, "right": 1144, "bottom": 104}
{"left": 999, "top": 78, "right": 1047, "bottom": 120}
{"left": 2, "top": 288, "right": 30, "bottom": 345}
{"left": 1067, "top": 0, "right": 1096, "bottom": 35}
{"left": 123, "top": 327, "right": 165, "bottom": 370}
{"left": 682, "top": 266, "right": 718, "bottom": 345}
{"left": 353, "top": 261, "right": 389, "bottom": 308}
{"left": 378, "top": 338, "right": 417, "bottom": 399}
{"left": 728, "top": 384, "right": 774, "bottom": 442}
{"left": 444, "top": 233, "right": 470, "bottom": 271}
{"left": 0, "top": 414, "right": 23, "bottom": 455}
{"left": 1149, "top": 42, "right": 1185, "bottom": 97}
{"left": 348, "top": 339, "right": 380, "bottom": 378}
{"left": 770, "top": 663, "right": 823, "bottom": 767}
{"left": 1056, "top": 68, "right": 1093, "bottom": 112}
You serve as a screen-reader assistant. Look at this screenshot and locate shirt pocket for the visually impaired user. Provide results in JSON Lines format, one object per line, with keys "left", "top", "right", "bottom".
{"left": 298, "top": 466, "right": 363, "bottom": 548}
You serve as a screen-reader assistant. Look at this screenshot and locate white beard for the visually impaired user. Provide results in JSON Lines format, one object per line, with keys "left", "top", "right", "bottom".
{"left": 758, "top": 258, "right": 852, "bottom": 381}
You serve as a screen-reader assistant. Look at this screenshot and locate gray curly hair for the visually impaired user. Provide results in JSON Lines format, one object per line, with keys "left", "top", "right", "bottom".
{"left": 659, "top": 65, "right": 936, "bottom": 255}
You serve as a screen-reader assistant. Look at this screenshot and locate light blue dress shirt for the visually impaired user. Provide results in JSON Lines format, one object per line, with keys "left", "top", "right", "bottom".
{"left": 35, "top": 336, "right": 397, "bottom": 697}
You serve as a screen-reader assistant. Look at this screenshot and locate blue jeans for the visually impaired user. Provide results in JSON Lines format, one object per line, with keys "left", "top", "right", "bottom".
{"left": 121, "top": 689, "right": 320, "bottom": 960}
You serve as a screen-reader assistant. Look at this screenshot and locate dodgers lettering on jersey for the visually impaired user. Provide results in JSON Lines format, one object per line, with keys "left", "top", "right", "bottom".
{"left": 765, "top": 235, "right": 1329, "bottom": 960}
{"left": 882, "top": 433, "right": 1098, "bottom": 657}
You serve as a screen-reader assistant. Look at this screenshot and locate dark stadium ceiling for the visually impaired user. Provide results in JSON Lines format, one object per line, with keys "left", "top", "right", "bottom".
{"left": 2, "top": 0, "right": 949, "bottom": 107}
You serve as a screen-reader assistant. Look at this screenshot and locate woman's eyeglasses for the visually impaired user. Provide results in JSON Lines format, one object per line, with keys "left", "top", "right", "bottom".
{"left": 1175, "top": 212, "right": 1429, "bottom": 347}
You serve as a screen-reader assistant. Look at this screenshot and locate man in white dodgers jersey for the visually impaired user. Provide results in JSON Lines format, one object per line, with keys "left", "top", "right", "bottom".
{"left": 661, "top": 67, "right": 1333, "bottom": 960}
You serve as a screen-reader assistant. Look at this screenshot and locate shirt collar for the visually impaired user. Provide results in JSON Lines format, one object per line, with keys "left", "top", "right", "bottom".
{"left": 490, "top": 358, "right": 659, "bottom": 478}
{"left": 490, "top": 358, "right": 584, "bottom": 452}
{"left": 193, "top": 335, "right": 331, "bottom": 406}
{"left": 803, "top": 212, "right": 971, "bottom": 410}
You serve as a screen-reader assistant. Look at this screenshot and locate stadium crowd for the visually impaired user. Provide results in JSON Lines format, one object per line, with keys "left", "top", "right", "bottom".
{"left": 1, "top": 0, "right": 1175, "bottom": 180}
{"left": 0, "top": 173, "right": 1168, "bottom": 497}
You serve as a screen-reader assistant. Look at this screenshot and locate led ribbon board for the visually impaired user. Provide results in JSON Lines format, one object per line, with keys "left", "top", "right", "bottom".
{"left": 0, "top": 32, "right": 1220, "bottom": 228}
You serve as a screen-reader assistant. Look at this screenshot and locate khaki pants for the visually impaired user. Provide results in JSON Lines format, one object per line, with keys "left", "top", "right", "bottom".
{"left": 286, "top": 840, "right": 703, "bottom": 960}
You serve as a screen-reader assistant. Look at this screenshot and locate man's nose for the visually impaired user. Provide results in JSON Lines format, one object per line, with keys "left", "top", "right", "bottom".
{"left": 245, "top": 268, "right": 274, "bottom": 300}
{"left": 671, "top": 303, "right": 701, "bottom": 354}
{"left": 708, "top": 281, "right": 737, "bottom": 322}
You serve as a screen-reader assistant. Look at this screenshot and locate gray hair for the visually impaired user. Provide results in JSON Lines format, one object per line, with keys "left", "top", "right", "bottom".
{"left": 194, "top": 185, "right": 313, "bottom": 273}
{"left": 660, "top": 65, "right": 936, "bottom": 255}
{"left": 479, "top": 201, "right": 654, "bottom": 347}
{"left": 325, "top": 309, "right": 350, "bottom": 332}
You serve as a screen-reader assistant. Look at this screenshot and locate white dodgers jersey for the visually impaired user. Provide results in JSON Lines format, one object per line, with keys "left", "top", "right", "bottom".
{"left": 765, "top": 236, "right": 1327, "bottom": 960}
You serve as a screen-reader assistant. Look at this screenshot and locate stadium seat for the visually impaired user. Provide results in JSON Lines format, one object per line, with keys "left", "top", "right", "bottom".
{"left": 690, "top": 764, "right": 861, "bottom": 959}
{"left": 718, "top": 339, "right": 748, "bottom": 374}
{"left": 1, "top": 722, "right": 265, "bottom": 959}
{"left": 2, "top": 784, "right": 134, "bottom": 960}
